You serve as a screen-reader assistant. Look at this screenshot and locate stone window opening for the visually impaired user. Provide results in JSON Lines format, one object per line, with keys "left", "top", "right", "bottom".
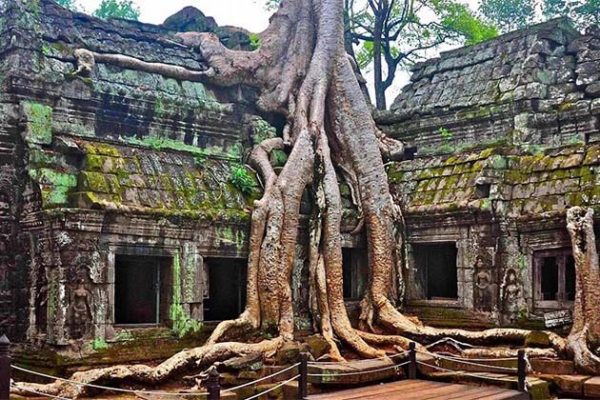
{"left": 114, "top": 255, "right": 172, "bottom": 326}
{"left": 203, "top": 258, "right": 247, "bottom": 321}
{"left": 474, "top": 177, "right": 492, "bottom": 199}
{"left": 413, "top": 242, "right": 458, "bottom": 300}
{"left": 534, "top": 249, "right": 575, "bottom": 309}
{"left": 342, "top": 247, "right": 368, "bottom": 300}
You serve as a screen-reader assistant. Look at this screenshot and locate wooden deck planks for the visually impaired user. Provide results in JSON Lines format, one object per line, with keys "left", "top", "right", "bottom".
{"left": 306, "top": 379, "right": 529, "bottom": 400}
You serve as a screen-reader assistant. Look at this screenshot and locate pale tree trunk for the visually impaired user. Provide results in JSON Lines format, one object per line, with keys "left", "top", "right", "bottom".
{"left": 12, "top": 1, "right": 598, "bottom": 397}
{"left": 566, "top": 207, "right": 600, "bottom": 374}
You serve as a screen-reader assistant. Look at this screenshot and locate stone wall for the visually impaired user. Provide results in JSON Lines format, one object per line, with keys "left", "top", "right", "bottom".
{"left": 1, "top": 0, "right": 599, "bottom": 366}
{"left": 378, "top": 19, "right": 600, "bottom": 154}
{"left": 0, "top": 0, "right": 266, "bottom": 355}
{"left": 382, "top": 19, "right": 600, "bottom": 328}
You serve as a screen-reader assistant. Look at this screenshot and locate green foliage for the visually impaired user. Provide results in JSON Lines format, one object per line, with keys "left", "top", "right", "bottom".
{"left": 355, "top": 41, "right": 374, "bottom": 70}
{"left": 543, "top": 0, "right": 599, "bottom": 28}
{"left": 230, "top": 165, "right": 256, "bottom": 195}
{"left": 349, "top": 0, "right": 496, "bottom": 108}
{"left": 249, "top": 33, "right": 261, "bottom": 50}
{"left": 93, "top": 0, "right": 140, "bottom": 21}
{"left": 480, "top": 0, "right": 599, "bottom": 32}
{"left": 433, "top": 0, "right": 498, "bottom": 44}
{"left": 479, "top": 0, "right": 535, "bottom": 32}
{"left": 438, "top": 127, "right": 454, "bottom": 141}
{"left": 252, "top": 118, "right": 277, "bottom": 144}
{"left": 92, "top": 338, "right": 109, "bottom": 350}
{"left": 55, "top": 0, "right": 79, "bottom": 11}
{"left": 264, "top": 0, "right": 282, "bottom": 11}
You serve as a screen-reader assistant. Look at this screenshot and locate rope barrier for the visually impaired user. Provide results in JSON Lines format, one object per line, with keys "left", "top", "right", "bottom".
{"left": 14, "top": 362, "right": 303, "bottom": 398}
{"left": 307, "top": 350, "right": 408, "bottom": 365}
{"left": 12, "top": 365, "right": 197, "bottom": 397}
{"left": 222, "top": 363, "right": 300, "bottom": 393}
{"left": 242, "top": 374, "right": 300, "bottom": 400}
{"left": 10, "top": 384, "right": 73, "bottom": 400}
{"left": 416, "top": 361, "right": 523, "bottom": 385}
{"left": 416, "top": 351, "right": 518, "bottom": 373}
{"left": 433, "top": 353, "right": 519, "bottom": 362}
{"left": 307, "top": 361, "right": 410, "bottom": 377}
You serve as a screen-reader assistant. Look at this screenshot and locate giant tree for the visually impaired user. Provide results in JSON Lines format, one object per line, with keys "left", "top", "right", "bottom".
{"left": 13, "top": 0, "right": 600, "bottom": 397}
{"left": 350, "top": 0, "right": 497, "bottom": 109}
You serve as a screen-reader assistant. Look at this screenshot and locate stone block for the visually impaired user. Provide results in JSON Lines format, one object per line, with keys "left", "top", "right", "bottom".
{"left": 585, "top": 83, "right": 600, "bottom": 97}
{"left": 530, "top": 359, "right": 575, "bottom": 375}
{"left": 583, "top": 376, "right": 600, "bottom": 398}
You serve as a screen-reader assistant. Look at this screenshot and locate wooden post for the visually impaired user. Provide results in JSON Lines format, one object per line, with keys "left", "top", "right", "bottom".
{"left": 298, "top": 352, "right": 308, "bottom": 400}
{"left": 517, "top": 349, "right": 526, "bottom": 392}
{"left": 408, "top": 342, "right": 417, "bottom": 380}
{"left": 0, "top": 335, "right": 10, "bottom": 400}
{"left": 206, "top": 365, "right": 220, "bottom": 400}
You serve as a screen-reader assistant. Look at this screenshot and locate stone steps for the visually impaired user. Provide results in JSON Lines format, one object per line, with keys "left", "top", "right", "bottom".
{"left": 538, "top": 374, "right": 600, "bottom": 398}
{"left": 307, "top": 358, "right": 404, "bottom": 385}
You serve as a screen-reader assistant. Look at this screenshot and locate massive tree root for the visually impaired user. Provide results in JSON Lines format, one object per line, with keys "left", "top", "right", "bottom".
{"left": 566, "top": 207, "right": 600, "bottom": 374}
{"left": 13, "top": 0, "right": 600, "bottom": 397}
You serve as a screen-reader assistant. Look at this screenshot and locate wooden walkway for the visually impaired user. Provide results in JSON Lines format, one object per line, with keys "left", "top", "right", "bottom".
{"left": 306, "top": 379, "right": 530, "bottom": 400}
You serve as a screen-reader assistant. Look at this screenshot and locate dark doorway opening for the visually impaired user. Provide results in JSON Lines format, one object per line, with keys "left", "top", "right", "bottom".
{"left": 203, "top": 258, "right": 247, "bottom": 321}
{"left": 535, "top": 249, "right": 575, "bottom": 306}
{"left": 541, "top": 257, "right": 559, "bottom": 300}
{"left": 342, "top": 248, "right": 368, "bottom": 300}
{"left": 413, "top": 243, "right": 458, "bottom": 300}
{"left": 115, "top": 255, "right": 172, "bottom": 325}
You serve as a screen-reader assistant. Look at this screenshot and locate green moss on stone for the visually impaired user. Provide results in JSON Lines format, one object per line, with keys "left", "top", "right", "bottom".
{"left": 22, "top": 101, "right": 53, "bottom": 145}
{"left": 84, "top": 142, "right": 121, "bottom": 157}
{"left": 80, "top": 171, "right": 111, "bottom": 193}
{"left": 169, "top": 252, "right": 202, "bottom": 338}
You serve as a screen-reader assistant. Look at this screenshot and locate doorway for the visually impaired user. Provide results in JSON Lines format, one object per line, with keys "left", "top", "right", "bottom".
{"left": 413, "top": 243, "right": 458, "bottom": 300}
{"left": 203, "top": 258, "right": 247, "bottom": 321}
{"left": 114, "top": 255, "right": 171, "bottom": 325}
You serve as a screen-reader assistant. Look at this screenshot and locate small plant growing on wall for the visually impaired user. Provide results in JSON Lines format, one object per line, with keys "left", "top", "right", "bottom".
{"left": 439, "top": 127, "right": 454, "bottom": 142}
{"left": 437, "top": 127, "right": 455, "bottom": 153}
{"left": 229, "top": 164, "right": 256, "bottom": 195}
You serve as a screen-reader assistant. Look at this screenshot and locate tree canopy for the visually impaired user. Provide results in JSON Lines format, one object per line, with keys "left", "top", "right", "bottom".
{"left": 55, "top": 0, "right": 140, "bottom": 21}
{"left": 480, "top": 0, "right": 600, "bottom": 32}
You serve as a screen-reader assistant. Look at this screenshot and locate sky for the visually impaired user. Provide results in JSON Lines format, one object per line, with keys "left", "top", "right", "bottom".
{"left": 77, "top": 0, "right": 480, "bottom": 102}
{"left": 80, "top": 0, "right": 272, "bottom": 32}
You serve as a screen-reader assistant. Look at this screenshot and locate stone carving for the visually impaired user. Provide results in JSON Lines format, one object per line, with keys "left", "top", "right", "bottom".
{"left": 68, "top": 270, "right": 92, "bottom": 340}
{"left": 473, "top": 257, "right": 498, "bottom": 313}
{"left": 501, "top": 268, "right": 522, "bottom": 324}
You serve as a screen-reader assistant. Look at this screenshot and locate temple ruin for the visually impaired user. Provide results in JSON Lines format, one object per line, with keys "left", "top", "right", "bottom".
{"left": 0, "top": 0, "right": 599, "bottom": 376}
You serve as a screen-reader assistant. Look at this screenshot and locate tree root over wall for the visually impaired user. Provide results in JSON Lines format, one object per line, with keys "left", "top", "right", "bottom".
{"left": 12, "top": 0, "right": 600, "bottom": 396}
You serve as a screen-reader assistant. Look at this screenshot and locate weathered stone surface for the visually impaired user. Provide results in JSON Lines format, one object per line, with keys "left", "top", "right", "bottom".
{"left": 551, "top": 374, "right": 590, "bottom": 396}
{"left": 308, "top": 359, "right": 402, "bottom": 385}
{"left": 303, "top": 334, "right": 332, "bottom": 360}
{"left": 381, "top": 19, "right": 598, "bottom": 153}
{"left": 275, "top": 341, "right": 301, "bottom": 365}
{"left": 583, "top": 376, "right": 600, "bottom": 397}
{"left": 530, "top": 359, "right": 575, "bottom": 375}
{"left": 162, "top": 6, "right": 251, "bottom": 50}
{"left": 162, "top": 6, "right": 218, "bottom": 33}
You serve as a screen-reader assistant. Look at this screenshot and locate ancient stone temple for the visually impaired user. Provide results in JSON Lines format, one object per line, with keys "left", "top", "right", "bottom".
{"left": 0, "top": 0, "right": 599, "bottom": 371}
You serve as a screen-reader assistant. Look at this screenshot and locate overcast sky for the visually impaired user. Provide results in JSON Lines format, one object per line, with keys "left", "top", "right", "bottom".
{"left": 77, "top": 0, "right": 480, "bottom": 101}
